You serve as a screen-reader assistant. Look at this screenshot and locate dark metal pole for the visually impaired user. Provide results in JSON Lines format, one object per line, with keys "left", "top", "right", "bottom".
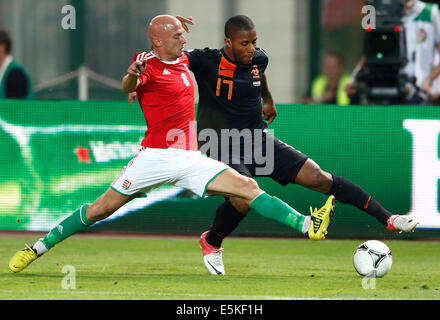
{"left": 308, "top": 0, "right": 322, "bottom": 90}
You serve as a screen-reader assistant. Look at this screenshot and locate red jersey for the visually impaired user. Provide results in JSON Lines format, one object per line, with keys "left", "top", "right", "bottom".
{"left": 132, "top": 51, "right": 197, "bottom": 151}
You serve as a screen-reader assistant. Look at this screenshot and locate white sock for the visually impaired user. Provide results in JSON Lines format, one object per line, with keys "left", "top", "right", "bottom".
{"left": 302, "top": 216, "right": 311, "bottom": 235}
{"left": 32, "top": 238, "right": 48, "bottom": 256}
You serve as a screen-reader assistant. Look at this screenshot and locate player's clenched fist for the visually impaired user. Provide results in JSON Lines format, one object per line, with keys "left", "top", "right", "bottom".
{"left": 128, "top": 59, "right": 147, "bottom": 77}
{"left": 122, "top": 59, "right": 147, "bottom": 93}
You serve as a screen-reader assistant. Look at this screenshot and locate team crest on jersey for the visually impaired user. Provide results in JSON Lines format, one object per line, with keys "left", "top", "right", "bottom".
{"left": 251, "top": 65, "right": 260, "bottom": 79}
{"left": 122, "top": 179, "right": 132, "bottom": 190}
{"left": 417, "top": 28, "right": 427, "bottom": 43}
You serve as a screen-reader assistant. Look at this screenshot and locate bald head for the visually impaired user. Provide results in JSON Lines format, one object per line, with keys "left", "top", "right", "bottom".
{"left": 147, "top": 15, "right": 187, "bottom": 61}
{"left": 148, "top": 15, "right": 181, "bottom": 43}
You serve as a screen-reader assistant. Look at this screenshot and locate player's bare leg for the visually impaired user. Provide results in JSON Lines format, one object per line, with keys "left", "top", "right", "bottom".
{"left": 9, "top": 189, "right": 136, "bottom": 273}
{"left": 205, "top": 168, "right": 260, "bottom": 202}
{"left": 295, "top": 158, "right": 417, "bottom": 232}
{"left": 294, "top": 159, "right": 333, "bottom": 193}
{"left": 203, "top": 164, "right": 334, "bottom": 243}
{"left": 86, "top": 188, "right": 137, "bottom": 222}
{"left": 206, "top": 169, "right": 333, "bottom": 237}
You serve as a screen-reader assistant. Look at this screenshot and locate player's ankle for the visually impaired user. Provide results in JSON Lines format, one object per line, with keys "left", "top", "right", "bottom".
{"left": 206, "top": 231, "right": 223, "bottom": 248}
{"left": 302, "top": 216, "right": 311, "bottom": 235}
{"left": 32, "top": 239, "right": 49, "bottom": 257}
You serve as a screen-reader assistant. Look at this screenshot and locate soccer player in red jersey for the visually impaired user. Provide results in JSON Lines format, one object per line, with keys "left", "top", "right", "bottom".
{"left": 173, "top": 15, "right": 419, "bottom": 275}
{"left": 9, "top": 15, "right": 335, "bottom": 275}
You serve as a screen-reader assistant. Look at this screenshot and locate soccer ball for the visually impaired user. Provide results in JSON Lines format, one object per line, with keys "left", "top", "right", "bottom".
{"left": 353, "top": 240, "right": 392, "bottom": 278}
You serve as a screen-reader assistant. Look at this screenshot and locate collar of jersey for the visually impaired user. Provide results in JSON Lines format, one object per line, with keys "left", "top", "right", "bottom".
{"left": 220, "top": 48, "right": 241, "bottom": 66}
{"left": 150, "top": 51, "right": 180, "bottom": 65}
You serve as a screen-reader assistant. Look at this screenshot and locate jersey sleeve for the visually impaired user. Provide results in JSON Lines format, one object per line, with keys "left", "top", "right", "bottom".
{"left": 255, "top": 48, "right": 269, "bottom": 73}
{"left": 257, "top": 48, "right": 269, "bottom": 64}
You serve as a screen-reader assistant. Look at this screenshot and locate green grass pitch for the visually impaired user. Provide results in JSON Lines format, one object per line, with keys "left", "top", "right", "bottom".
{"left": 1, "top": 235, "right": 440, "bottom": 300}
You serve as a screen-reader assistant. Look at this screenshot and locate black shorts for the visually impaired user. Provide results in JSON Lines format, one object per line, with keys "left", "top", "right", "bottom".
{"left": 204, "top": 131, "right": 308, "bottom": 186}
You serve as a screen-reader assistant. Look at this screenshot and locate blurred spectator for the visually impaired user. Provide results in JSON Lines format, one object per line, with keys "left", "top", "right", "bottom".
{"left": 430, "top": 50, "right": 440, "bottom": 103}
{"left": 346, "top": 0, "right": 440, "bottom": 105}
{"left": 0, "top": 29, "right": 33, "bottom": 99}
{"left": 303, "top": 52, "right": 351, "bottom": 106}
{"left": 402, "top": 0, "right": 440, "bottom": 104}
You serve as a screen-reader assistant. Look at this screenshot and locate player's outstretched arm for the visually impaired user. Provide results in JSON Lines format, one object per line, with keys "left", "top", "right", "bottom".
{"left": 122, "top": 58, "right": 147, "bottom": 93}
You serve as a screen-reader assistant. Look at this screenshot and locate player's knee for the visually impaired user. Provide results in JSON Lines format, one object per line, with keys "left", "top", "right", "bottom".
{"left": 230, "top": 197, "right": 251, "bottom": 214}
{"left": 240, "top": 177, "right": 261, "bottom": 199}
{"left": 309, "top": 168, "right": 332, "bottom": 192}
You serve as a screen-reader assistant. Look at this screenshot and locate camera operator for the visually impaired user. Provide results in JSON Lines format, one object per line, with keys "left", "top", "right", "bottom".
{"left": 346, "top": 0, "right": 440, "bottom": 105}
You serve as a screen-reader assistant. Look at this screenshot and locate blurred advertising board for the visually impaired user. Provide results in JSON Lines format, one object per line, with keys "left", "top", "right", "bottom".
{"left": 0, "top": 100, "right": 439, "bottom": 238}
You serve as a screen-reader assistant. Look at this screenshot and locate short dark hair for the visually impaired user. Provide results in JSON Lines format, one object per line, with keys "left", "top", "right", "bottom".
{"left": 224, "top": 15, "right": 255, "bottom": 38}
{"left": 0, "top": 30, "right": 11, "bottom": 53}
